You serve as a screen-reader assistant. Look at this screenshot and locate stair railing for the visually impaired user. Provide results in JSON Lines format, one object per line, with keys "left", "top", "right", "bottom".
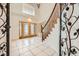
{"left": 41, "top": 3, "right": 60, "bottom": 41}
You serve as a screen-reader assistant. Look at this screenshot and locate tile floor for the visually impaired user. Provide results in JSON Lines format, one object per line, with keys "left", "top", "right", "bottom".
{"left": 10, "top": 37, "right": 57, "bottom": 56}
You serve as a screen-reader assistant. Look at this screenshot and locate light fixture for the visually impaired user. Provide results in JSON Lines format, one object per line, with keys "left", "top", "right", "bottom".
{"left": 27, "top": 17, "right": 32, "bottom": 23}
{"left": 37, "top": 4, "right": 40, "bottom": 8}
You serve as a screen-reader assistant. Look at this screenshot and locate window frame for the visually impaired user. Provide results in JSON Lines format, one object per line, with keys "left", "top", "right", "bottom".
{"left": 19, "top": 21, "right": 36, "bottom": 39}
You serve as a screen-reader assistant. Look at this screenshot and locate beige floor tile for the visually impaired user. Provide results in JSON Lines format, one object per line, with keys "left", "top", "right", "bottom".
{"left": 30, "top": 48, "right": 42, "bottom": 55}
{"left": 19, "top": 48, "right": 24, "bottom": 54}
{"left": 10, "top": 37, "right": 56, "bottom": 56}
{"left": 38, "top": 45, "right": 47, "bottom": 50}
{"left": 22, "top": 47, "right": 29, "bottom": 53}
{"left": 35, "top": 52, "right": 48, "bottom": 56}
{"left": 43, "top": 48, "right": 56, "bottom": 56}
{"left": 10, "top": 47, "right": 19, "bottom": 54}
{"left": 23, "top": 51, "right": 33, "bottom": 56}
{"left": 10, "top": 50, "right": 20, "bottom": 56}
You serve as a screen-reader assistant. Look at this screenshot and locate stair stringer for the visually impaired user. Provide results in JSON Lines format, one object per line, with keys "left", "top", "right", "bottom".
{"left": 43, "top": 18, "right": 60, "bottom": 55}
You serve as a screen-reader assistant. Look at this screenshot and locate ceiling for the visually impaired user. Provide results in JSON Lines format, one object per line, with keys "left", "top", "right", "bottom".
{"left": 28, "top": 3, "right": 40, "bottom": 8}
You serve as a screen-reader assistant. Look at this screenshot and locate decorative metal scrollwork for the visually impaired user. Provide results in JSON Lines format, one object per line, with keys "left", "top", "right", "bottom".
{"left": 0, "top": 3, "right": 10, "bottom": 56}
{"left": 60, "top": 3, "right": 79, "bottom": 56}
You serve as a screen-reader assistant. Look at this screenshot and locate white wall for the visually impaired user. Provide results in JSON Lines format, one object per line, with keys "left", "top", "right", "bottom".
{"left": 10, "top": 10, "right": 20, "bottom": 41}
{"left": 39, "top": 3, "right": 55, "bottom": 24}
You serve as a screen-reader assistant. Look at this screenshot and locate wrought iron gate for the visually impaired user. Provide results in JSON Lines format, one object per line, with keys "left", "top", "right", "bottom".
{"left": 0, "top": 3, "right": 10, "bottom": 56}
{"left": 60, "top": 3, "right": 79, "bottom": 56}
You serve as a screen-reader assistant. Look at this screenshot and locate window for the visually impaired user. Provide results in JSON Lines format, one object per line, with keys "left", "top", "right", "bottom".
{"left": 24, "top": 23, "right": 28, "bottom": 36}
{"left": 23, "top": 8, "right": 35, "bottom": 16}
{"left": 19, "top": 21, "right": 36, "bottom": 39}
{"left": 22, "top": 4, "right": 35, "bottom": 16}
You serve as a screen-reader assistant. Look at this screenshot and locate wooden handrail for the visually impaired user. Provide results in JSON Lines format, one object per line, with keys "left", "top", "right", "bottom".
{"left": 42, "top": 3, "right": 57, "bottom": 30}
{"left": 41, "top": 3, "right": 60, "bottom": 41}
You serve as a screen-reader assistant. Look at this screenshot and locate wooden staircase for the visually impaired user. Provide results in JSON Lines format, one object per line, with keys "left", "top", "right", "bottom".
{"left": 41, "top": 3, "right": 60, "bottom": 41}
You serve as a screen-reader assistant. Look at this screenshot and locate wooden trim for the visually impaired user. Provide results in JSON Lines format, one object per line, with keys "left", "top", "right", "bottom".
{"left": 21, "top": 22, "right": 24, "bottom": 37}
{"left": 19, "top": 34, "right": 37, "bottom": 39}
{"left": 6, "top": 3, "right": 10, "bottom": 56}
{"left": 28, "top": 22, "right": 31, "bottom": 35}
{"left": 19, "top": 21, "right": 36, "bottom": 24}
{"left": 59, "top": 3, "right": 62, "bottom": 56}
